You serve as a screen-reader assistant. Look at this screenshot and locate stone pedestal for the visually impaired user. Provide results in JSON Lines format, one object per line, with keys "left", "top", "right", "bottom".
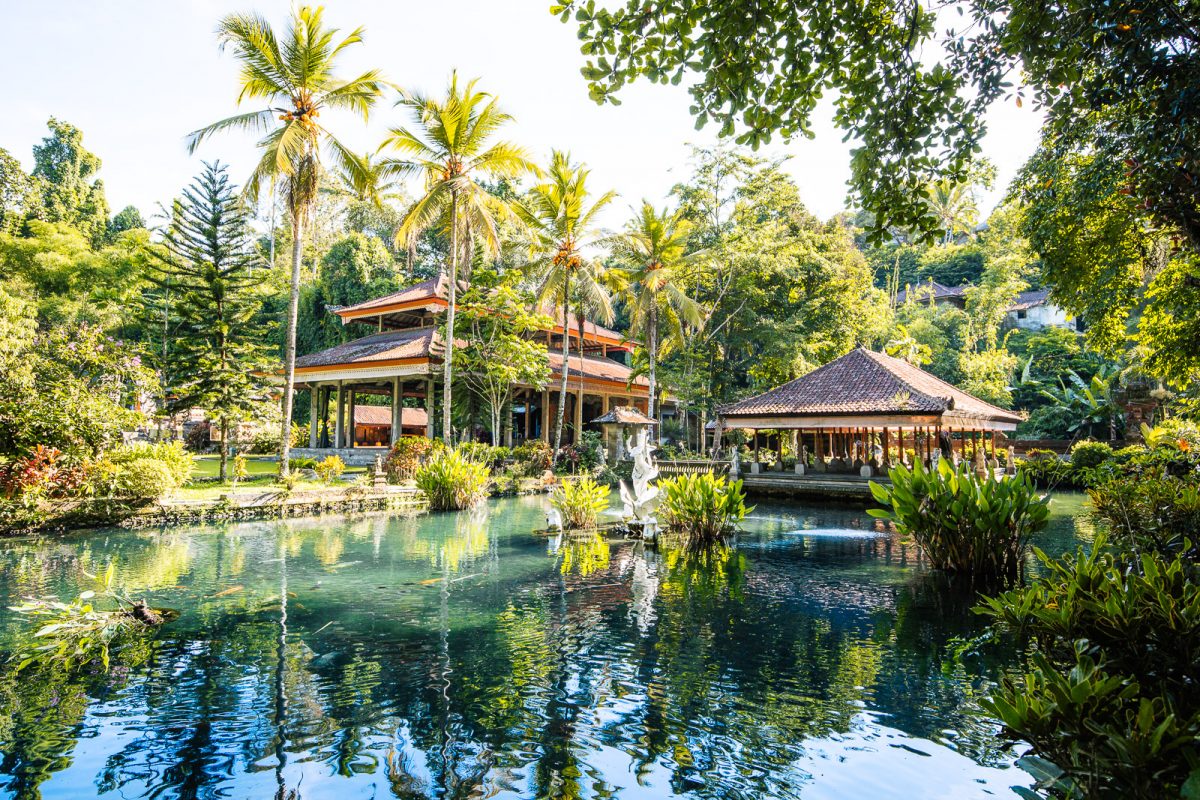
{"left": 750, "top": 462, "right": 761, "bottom": 475}
{"left": 859, "top": 464, "right": 874, "bottom": 478}
{"left": 795, "top": 463, "right": 807, "bottom": 476}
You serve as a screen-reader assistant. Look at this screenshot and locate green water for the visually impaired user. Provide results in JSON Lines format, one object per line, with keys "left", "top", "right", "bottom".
{"left": 0, "top": 494, "right": 1092, "bottom": 799}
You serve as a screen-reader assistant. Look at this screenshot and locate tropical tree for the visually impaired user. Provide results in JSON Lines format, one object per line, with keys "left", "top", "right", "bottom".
{"left": 519, "top": 151, "right": 616, "bottom": 451}
{"left": 186, "top": 6, "right": 387, "bottom": 475}
{"left": 145, "top": 163, "right": 272, "bottom": 481}
{"left": 925, "top": 179, "right": 979, "bottom": 244}
{"left": 608, "top": 202, "right": 702, "bottom": 420}
{"left": 381, "top": 72, "right": 536, "bottom": 444}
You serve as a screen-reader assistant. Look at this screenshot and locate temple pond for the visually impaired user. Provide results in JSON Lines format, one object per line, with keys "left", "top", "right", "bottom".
{"left": 0, "top": 494, "right": 1092, "bottom": 799}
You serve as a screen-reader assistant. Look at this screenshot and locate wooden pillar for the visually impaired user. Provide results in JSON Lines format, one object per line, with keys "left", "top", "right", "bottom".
{"left": 990, "top": 431, "right": 997, "bottom": 459}
{"left": 333, "top": 382, "right": 345, "bottom": 450}
{"left": 752, "top": 429, "right": 760, "bottom": 464}
{"left": 391, "top": 377, "right": 402, "bottom": 445}
{"left": 308, "top": 386, "right": 319, "bottom": 448}
{"left": 346, "top": 389, "right": 356, "bottom": 448}
{"left": 540, "top": 389, "right": 551, "bottom": 443}
{"left": 574, "top": 387, "right": 584, "bottom": 444}
{"left": 425, "top": 379, "right": 435, "bottom": 439}
{"left": 523, "top": 389, "right": 532, "bottom": 441}
{"left": 881, "top": 427, "right": 890, "bottom": 468}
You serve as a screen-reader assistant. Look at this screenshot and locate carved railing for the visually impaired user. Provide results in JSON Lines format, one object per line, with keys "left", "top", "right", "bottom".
{"left": 655, "top": 460, "right": 732, "bottom": 477}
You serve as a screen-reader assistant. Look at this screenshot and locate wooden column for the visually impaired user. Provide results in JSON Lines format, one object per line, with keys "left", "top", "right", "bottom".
{"left": 391, "top": 376, "right": 402, "bottom": 445}
{"left": 523, "top": 389, "right": 532, "bottom": 441}
{"left": 541, "top": 389, "right": 551, "bottom": 444}
{"left": 882, "top": 427, "right": 890, "bottom": 468}
{"left": 424, "top": 379, "right": 435, "bottom": 439}
{"left": 308, "top": 387, "right": 319, "bottom": 448}
{"left": 898, "top": 427, "right": 906, "bottom": 466}
{"left": 333, "top": 382, "right": 345, "bottom": 450}
{"left": 752, "top": 429, "right": 760, "bottom": 465}
{"left": 346, "top": 389, "right": 356, "bottom": 448}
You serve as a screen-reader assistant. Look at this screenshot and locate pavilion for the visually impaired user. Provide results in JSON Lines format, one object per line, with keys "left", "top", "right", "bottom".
{"left": 289, "top": 275, "right": 667, "bottom": 463}
{"left": 714, "top": 346, "right": 1022, "bottom": 478}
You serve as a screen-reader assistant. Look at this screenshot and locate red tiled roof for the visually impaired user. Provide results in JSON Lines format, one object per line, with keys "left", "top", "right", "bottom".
{"left": 353, "top": 405, "right": 428, "bottom": 427}
{"left": 719, "top": 346, "right": 1022, "bottom": 424}
{"left": 335, "top": 275, "right": 449, "bottom": 315}
{"left": 537, "top": 302, "right": 636, "bottom": 346}
{"left": 591, "top": 406, "right": 657, "bottom": 425}
{"left": 295, "top": 327, "right": 440, "bottom": 369}
{"left": 548, "top": 351, "right": 648, "bottom": 387}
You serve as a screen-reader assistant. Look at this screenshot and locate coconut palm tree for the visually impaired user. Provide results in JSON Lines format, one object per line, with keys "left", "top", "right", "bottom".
{"left": 925, "top": 179, "right": 980, "bottom": 243}
{"left": 380, "top": 73, "right": 536, "bottom": 444}
{"left": 187, "top": 7, "right": 386, "bottom": 475}
{"left": 519, "top": 151, "right": 616, "bottom": 452}
{"left": 608, "top": 202, "right": 702, "bottom": 421}
{"left": 326, "top": 150, "right": 403, "bottom": 208}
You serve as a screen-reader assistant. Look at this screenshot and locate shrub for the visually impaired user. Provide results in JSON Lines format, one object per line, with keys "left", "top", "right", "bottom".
{"left": 114, "top": 459, "right": 176, "bottom": 500}
{"left": 120, "top": 441, "right": 192, "bottom": 486}
{"left": 314, "top": 455, "right": 346, "bottom": 485}
{"left": 0, "top": 445, "right": 85, "bottom": 500}
{"left": 1088, "top": 474, "right": 1200, "bottom": 557}
{"left": 513, "top": 440, "right": 553, "bottom": 476}
{"left": 456, "top": 442, "right": 510, "bottom": 470}
{"left": 184, "top": 422, "right": 211, "bottom": 452}
{"left": 288, "top": 456, "right": 317, "bottom": 471}
{"left": 870, "top": 460, "right": 1051, "bottom": 579}
{"left": 1069, "top": 440, "right": 1114, "bottom": 469}
{"left": 384, "top": 435, "right": 435, "bottom": 482}
{"left": 550, "top": 477, "right": 610, "bottom": 528}
{"left": 977, "top": 539, "right": 1200, "bottom": 799}
{"left": 659, "top": 472, "right": 753, "bottom": 544}
{"left": 232, "top": 454, "right": 248, "bottom": 483}
{"left": 415, "top": 449, "right": 489, "bottom": 511}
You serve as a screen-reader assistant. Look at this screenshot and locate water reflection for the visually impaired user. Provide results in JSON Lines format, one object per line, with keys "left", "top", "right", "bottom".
{"left": 0, "top": 496, "right": 1091, "bottom": 799}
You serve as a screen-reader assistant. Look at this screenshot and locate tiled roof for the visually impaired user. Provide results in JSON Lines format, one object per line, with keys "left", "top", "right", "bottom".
{"left": 547, "top": 351, "right": 648, "bottom": 387}
{"left": 591, "top": 406, "right": 657, "bottom": 425}
{"left": 719, "top": 346, "right": 1022, "bottom": 424}
{"left": 335, "top": 275, "right": 449, "bottom": 315}
{"left": 1008, "top": 288, "right": 1051, "bottom": 311}
{"left": 537, "top": 302, "right": 636, "bottom": 346}
{"left": 896, "top": 279, "right": 967, "bottom": 305}
{"left": 295, "top": 327, "right": 440, "bottom": 369}
{"left": 353, "top": 405, "right": 428, "bottom": 427}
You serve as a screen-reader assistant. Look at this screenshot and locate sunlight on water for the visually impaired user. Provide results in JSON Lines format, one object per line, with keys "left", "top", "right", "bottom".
{"left": 0, "top": 494, "right": 1090, "bottom": 799}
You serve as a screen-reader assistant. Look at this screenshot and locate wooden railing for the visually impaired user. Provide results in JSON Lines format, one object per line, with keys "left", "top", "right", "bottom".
{"left": 656, "top": 460, "right": 732, "bottom": 477}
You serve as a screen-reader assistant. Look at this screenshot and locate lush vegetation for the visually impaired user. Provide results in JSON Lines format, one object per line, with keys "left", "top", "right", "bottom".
{"left": 549, "top": 477, "right": 609, "bottom": 529}
{"left": 659, "top": 472, "right": 752, "bottom": 544}
{"left": 870, "top": 461, "right": 1051, "bottom": 579}
{"left": 414, "top": 448, "right": 490, "bottom": 511}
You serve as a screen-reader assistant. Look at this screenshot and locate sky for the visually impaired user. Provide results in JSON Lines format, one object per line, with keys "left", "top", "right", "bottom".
{"left": 2, "top": 1, "right": 1045, "bottom": 230}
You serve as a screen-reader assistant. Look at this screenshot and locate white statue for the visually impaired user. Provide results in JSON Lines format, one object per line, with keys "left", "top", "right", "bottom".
{"left": 546, "top": 507, "right": 563, "bottom": 531}
{"left": 619, "top": 428, "right": 660, "bottom": 525}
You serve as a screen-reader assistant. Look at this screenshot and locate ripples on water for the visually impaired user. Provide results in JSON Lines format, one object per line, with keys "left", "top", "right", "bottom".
{"left": 0, "top": 494, "right": 1091, "bottom": 799}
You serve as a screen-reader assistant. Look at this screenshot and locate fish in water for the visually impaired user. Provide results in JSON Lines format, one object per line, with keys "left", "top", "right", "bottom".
{"left": 419, "top": 578, "right": 442, "bottom": 586}
{"left": 209, "top": 585, "right": 244, "bottom": 598}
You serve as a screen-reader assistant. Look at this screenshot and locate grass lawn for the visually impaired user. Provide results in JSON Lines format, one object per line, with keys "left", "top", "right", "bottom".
{"left": 190, "top": 455, "right": 369, "bottom": 479}
{"left": 173, "top": 475, "right": 334, "bottom": 501}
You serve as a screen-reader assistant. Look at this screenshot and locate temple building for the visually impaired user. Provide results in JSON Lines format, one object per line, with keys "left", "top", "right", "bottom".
{"left": 289, "top": 275, "right": 666, "bottom": 462}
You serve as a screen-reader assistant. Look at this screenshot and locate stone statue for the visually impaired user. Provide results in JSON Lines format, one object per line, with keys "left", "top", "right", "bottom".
{"left": 619, "top": 428, "right": 660, "bottom": 528}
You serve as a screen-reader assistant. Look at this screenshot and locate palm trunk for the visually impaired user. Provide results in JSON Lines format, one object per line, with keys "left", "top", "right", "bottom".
{"left": 442, "top": 190, "right": 459, "bottom": 445}
{"left": 577, "top": 308, "right": 587, "bottom": 435}
{"left": 647, "top": 302, "right": 658, "bottom": 422}
{"left": 553, "top": 284, "right": 570, "bottom": 452}
{"left": 278, "top": 210, "right": 304, "bottom": 476}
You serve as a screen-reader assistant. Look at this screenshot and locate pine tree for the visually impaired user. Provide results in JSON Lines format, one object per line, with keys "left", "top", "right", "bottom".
{"left": 147, "top": 162, "right": 271, "bottom": 481}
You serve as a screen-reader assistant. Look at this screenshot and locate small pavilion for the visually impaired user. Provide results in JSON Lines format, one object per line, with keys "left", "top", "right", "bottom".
{"left": 591, "top": 405, "right": 657, "bottom": 461}
{"left": 714, "top": 346, "right": 1022, "bottom": 478}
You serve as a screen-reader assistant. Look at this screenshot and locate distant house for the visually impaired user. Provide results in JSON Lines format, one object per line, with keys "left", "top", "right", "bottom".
{"left": 352, "top": 405, "right": 428, "bottom": 447}
{"left": 898, "top": 279, "right": 1083, "bottom": 333}
{"left": 895, "top": 279, "right": 966, "bottom": 309}
{"left": 1006, "top": 289, "right": 1084, "bottom": 332}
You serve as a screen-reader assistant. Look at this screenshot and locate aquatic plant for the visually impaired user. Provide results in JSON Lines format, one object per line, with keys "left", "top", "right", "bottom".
{"left": 7, "top": 562, "right": 166, "bottom": 672}
{"left": 869, "top": 460, "right": 1050, "bottom": 578}
{"left": 415, "top": 449, "right": 490, "bottom": 510}
{"left": 659, "top": 472, "right": 752, "bottom": 544}
{"left": 978, "top": 537, "right": 1200, "bottom": 798}
{"left": 549, "top": 477, "right": 609, "bottom": 528}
